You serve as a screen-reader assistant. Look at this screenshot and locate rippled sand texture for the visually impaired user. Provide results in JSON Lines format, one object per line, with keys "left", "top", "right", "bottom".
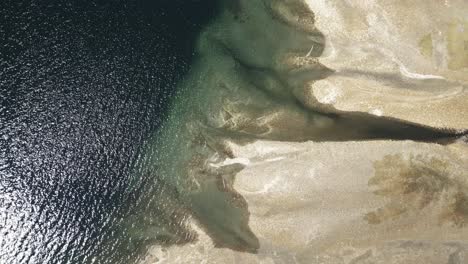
{"left": 139, "top": 0, "right": 468, "bottom": 263}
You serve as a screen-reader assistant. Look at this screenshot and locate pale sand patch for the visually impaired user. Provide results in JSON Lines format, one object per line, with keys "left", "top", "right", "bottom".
{"left": 301, "top": 0, "right": 468, "bottom": 132}
{"left": 143, "top": 140, "right": 468, "bottom": 264}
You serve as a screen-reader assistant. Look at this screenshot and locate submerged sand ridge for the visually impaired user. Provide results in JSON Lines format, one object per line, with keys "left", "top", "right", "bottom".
{"left": 137, "top": 0, "right": 468, "bottom": 263}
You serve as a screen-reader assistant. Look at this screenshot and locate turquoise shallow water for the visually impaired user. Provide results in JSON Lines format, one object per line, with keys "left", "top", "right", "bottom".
{"left": 127, "top": 0, "right": 464, "bottom": 261}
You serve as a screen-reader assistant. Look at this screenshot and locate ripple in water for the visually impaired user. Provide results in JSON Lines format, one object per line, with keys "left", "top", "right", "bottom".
{"left": 0, "top": 0, "right": 219, "bottom": 263}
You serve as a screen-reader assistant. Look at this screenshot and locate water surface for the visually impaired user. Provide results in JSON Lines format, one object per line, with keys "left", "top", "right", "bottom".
{"left": 0, "top": 1, "right": 219, "bottom": 263}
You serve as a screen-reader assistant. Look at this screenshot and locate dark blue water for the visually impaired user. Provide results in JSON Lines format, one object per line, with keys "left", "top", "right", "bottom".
{"left": 0, "top": 0, "right": 219, "bottom": 263}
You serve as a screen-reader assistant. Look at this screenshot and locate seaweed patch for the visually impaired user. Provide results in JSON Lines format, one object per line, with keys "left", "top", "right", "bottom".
{"left": 365, "top": 154, "right": 468, "bottom": 227}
